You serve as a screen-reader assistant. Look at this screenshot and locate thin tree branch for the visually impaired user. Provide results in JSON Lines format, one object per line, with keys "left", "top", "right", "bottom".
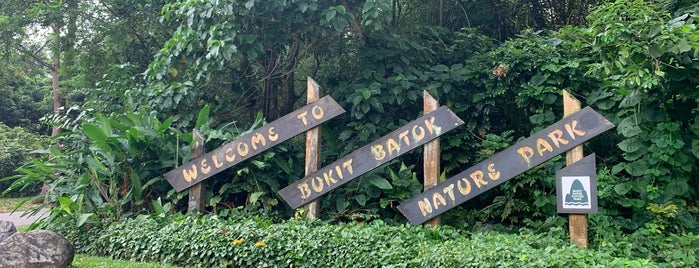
{"left": 16, "top": 43, "right": 55, "bottom": 71}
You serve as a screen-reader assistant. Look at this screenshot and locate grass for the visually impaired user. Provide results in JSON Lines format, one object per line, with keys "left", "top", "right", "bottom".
{"left": 0, "top": 196, "right": 41, "bottom": 213}
{"left": 70, "top": 254, "right": 180, "bottom": 268}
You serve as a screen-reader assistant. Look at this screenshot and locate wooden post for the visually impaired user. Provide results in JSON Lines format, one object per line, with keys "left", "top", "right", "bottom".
{"left": 188, "top": 129, "right": 206, "bottom": 213}
{"left": 423, "top": 91, "right": 441, "bottom": 226}
{"left": 563, "top": 90, "right": 588, "bottom": 248}
{"left": 304, "top": 77, "right": 322, "bottom": 219}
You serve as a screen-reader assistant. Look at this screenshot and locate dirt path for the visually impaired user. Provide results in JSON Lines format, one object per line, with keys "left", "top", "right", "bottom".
{"left": 0, "top": 209, "right": 49, "bottom": 227}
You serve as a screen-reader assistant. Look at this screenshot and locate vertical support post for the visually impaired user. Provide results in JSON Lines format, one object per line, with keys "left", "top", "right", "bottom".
{"left": 563, "top": 90, "right": 588, "bottom": 248}
{"left": 188, "top": 129, "right": 206, "bottom": 213}
{"left": 423, "top": 91, "right": 441, "bottom": 226}
{"left": 304, "top": 77, "right": 321, "bottom": 219}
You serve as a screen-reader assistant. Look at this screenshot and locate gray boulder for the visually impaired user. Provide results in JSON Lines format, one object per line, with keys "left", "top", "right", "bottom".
{"left": 0, "top": 220, "right": 16, "bottom": 243}
{"left": 0, "top": 230, "right": 74, "bottom": 268}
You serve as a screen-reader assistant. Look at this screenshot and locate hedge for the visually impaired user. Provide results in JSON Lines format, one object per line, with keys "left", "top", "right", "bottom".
{"left": 48, "top": 214, "right": 683, "bottom": 267}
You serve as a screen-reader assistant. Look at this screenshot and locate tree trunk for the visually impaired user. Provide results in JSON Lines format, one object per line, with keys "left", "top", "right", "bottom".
{"left": 51, "top": 24, "right": 63, "bottom": 137}
{"left": 38, "top": 23, "right": 63, "bottom": 203}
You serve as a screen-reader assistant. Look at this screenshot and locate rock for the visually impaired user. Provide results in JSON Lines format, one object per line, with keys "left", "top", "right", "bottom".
{"left": 0, "top": 220, "right": 16, "bottom": 243}
{"left": 0, "top": 230, "right": 74, "bottom": 268}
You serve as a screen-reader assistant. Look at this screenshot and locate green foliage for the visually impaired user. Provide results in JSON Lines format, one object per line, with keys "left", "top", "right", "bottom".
{"left": 582, "top": 0, "right": 699, "bottom": 232}
{"left": 52, "top": 215, "right": 671, "bottom": 268}
{"left": 4, "top": 0, "right": 699, "bottom": 246}
{"left": 0, "top": 45, "right": 51, "bottom": 132}
{"left": 0, "top": 123, "right": 49, "bottom": 197}
{"left": 5, "top": 109, "right": 182, "bottom": 227}
{"left": 588, "top": 214, "right": 699, "bottom": 267}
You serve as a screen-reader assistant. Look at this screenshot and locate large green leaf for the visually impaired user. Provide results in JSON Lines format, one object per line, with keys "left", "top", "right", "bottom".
{"left": 624, "top": 160, "right": 648, "bottom": 177}
{"left": 156, "top": 116, "right": 174, "bottom": 134}
{"left": 83, "top": 123, "right": 107, "bottom": 142}
{"left": 195, "top": 104, "right": 210, "bottom": 130}
{"left": 367, "top": 176, "right": 393, "bottom": 190}
{"left": 618, "top": 137, "right": 644, "bottom": 153}
{"left": 619, "top": 90, "right": 642, "bottom": 108}
{"left": 614, "top": 183, "right": 632, "bottom": 195}
{"left": 617, "top": 117, "right": 643, "bottom": 137}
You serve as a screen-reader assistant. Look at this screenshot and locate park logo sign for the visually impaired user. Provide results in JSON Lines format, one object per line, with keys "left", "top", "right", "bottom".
{"left": 397, "top": 106, "right": 614, "bottom": 225}
{"left": 556, "top": 153, "right": 598, "bottom": 214}
{"left": 278, "top": 106, "right": 464, "bottom": 209}
{"left": 164, "top": 96, "right": 345, "bottom": 192}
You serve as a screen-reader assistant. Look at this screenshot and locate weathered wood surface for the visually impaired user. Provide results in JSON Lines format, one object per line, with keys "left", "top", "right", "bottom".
{"left": 188, "top": 129, "right": 206, "bottom": 213}
{"left": 423, "top": 91, "right": 441, "bottom": 226}
{"left": 397, "top": 106, "right": 614, "bottom": 225}
{"left": 304, "top": 78, "right": 321, "bottom": 219}
{"left": 563, "top": 90, "right": 588, "bottom": 249}
{"left": 279, "top": 106, "right": 464, "bottom": 209}
{"left": 165, "top": 96, "right": 345, "bottom": 192}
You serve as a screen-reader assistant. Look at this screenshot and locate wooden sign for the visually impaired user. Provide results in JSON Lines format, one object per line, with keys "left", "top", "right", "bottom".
{"left": 165, "top": 96, "right": 345, "bottom": 192}
{"left": 397, "top": 107, "right": 614, "bottom": 225}
{"left": 278, "top": 106, "right": 464, "bottom": 209}
{"left": 557, "top": 154, "right": 598, "bottom": 214}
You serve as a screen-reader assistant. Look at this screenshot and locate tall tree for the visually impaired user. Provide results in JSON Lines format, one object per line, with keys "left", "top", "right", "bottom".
{"left": 0, "top": 0, "right": 82, "bottom": 135}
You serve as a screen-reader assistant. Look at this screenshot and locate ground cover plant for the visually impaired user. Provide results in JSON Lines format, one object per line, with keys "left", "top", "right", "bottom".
{"left": 50, "top": 214, "right": 696, "bottom": 267}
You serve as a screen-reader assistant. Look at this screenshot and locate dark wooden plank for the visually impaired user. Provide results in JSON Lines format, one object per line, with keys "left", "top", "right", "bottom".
{"left": 279, "top": 106, "right": 464, "bottom": 209}
{"left": 165, "top": 95, "right": 345, "bottom": 192}
{"left": 397, "top": 106, "right": 614, "bottom": 225}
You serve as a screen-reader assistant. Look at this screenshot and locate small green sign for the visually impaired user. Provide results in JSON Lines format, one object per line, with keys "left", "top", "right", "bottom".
{"left": 556, "top": 154, "right": 598, "bottom": 214}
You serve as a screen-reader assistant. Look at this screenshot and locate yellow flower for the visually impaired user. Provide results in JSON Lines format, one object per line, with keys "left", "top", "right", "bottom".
{"left": 232, "top": 239, "right": 244, "bottom": 245}
{"left": 255, "top": 241, "right": 266, "bottom": 247}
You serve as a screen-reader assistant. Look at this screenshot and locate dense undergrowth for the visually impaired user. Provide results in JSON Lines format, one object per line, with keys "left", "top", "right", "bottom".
{"left": 51, "top": 214, "right": 697, "bottom": 267}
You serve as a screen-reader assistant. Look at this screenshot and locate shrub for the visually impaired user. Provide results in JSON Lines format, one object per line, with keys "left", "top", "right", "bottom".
{"left": 0, "top": 122, "right": 48, "bottom": 197}
{"left": 49, "top": 214, "right": 688, "bottom": 267}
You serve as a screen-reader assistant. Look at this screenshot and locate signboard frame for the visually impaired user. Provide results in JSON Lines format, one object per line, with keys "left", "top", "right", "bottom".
{"left": 164, "top": 95, "right": 345, "bottom": 192}
{"left": 397, "top": 106, "right": 614, "bottom": 225}
{"left": 278, "top": 106, "right": 464, "bottom": 209}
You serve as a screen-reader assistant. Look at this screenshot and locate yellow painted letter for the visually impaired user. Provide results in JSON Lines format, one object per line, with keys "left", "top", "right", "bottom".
{"left": 457, "top": 178, "right": 472, "bottom": 195}
{"left": 371, "top": 144, "right": 386, "bottom": 161}
{"left": 517, "top": 146, "right": 534, "bottom": 164}
{"left": 547, "top": 129, "right": 568, "bottom": 148}
{"left": 536, "top": 138, "right": 553, "bottom": 157}
{"left": 200, "top": 159, "right": 211, "bottom": 174}
{"left": 297, "top": 111, "right": 309, "bottom": 126}
{"left": 268, "top": 127, "right": 279, "bottom": 142}
{"left": 487, "top": 163, "right": 500, "bottom": 181}
{"left": 432, "top": 192, "right": 447, "bottom": 210}
{"left": 251, "top": 133, "right": 266, "bottom": 150}
{"left": 182, "top": 165, "right": 198, "bottom": 182}
{"left": 565, "top": 120, "right": 586, "bottom": 140}
{"left": 311, "top": 105, "right": 324, "bottom": 120}
{"left": 470, "top": 170, "right": 488, "bottom": 188}
{"left": 298, "top": 182, "right": 312, "bottom": 199}
{"left": 387, "top": 138, "right": 400, "bottom": 156}
{"left": 418, "top": 198, "right": 433, "bottom": 217}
